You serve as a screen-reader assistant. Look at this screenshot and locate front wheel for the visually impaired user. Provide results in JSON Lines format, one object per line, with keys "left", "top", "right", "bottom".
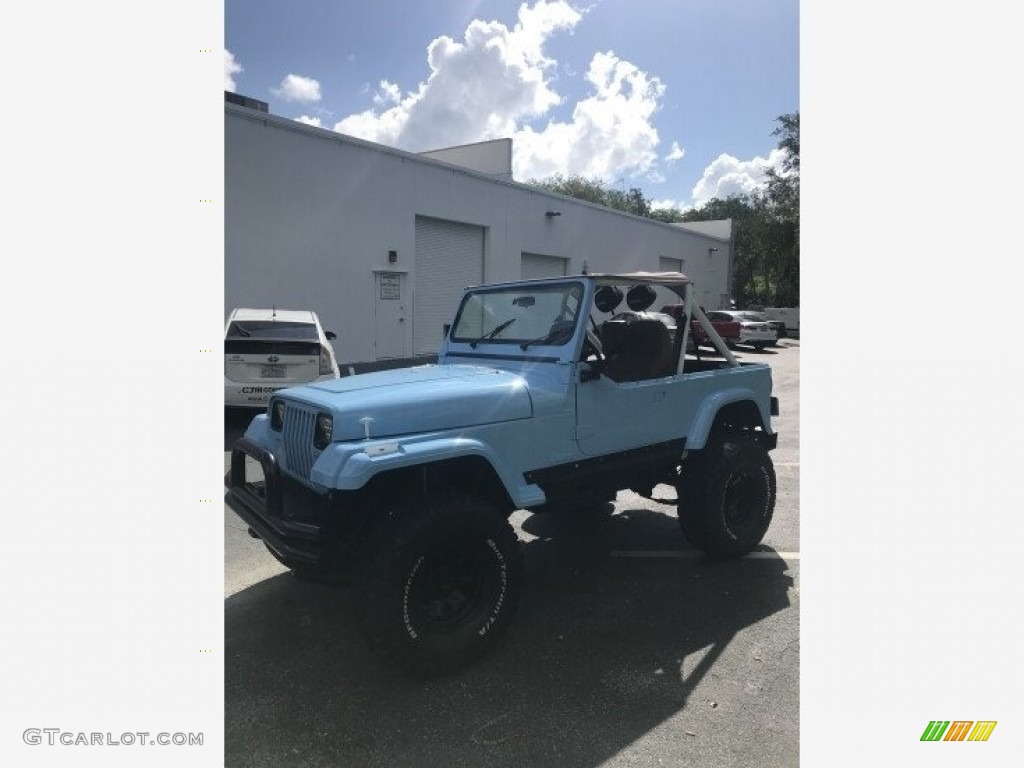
{"left": 676, "top": 435, "right": 776, "bottom": 557}
{"left": 355, "top": 495, "right": 523, "bottom": 677}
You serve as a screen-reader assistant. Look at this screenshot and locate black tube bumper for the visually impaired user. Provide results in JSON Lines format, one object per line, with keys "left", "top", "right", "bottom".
{"left": 224, "top": 437, "right": 327, "bottom": 567}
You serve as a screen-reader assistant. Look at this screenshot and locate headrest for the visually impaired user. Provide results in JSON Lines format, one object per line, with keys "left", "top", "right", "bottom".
{"left": 626, "top": 284, "right": 657, "bottom": 312}
{"left": 625, "top": 318, "right": 670, "bottom": 352}
{"left": 600, "top": 319, "right": 630, "bottom": 354}
{"left": 594, "top": 285, "right": 624, "bottom": 314}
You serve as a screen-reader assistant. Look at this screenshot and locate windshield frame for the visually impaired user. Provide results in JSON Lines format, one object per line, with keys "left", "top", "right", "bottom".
{"left": 448, "top": 280, "right": 586, "bottom": 348}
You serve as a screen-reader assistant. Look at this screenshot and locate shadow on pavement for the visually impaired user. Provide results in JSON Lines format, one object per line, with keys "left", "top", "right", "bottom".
{"left": 225, "top": 504, "right": 794, "bottom": 767}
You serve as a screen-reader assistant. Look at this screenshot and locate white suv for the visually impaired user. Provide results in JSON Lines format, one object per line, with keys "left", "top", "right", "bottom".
{"left": 224, "top": 308, "right": 340, "bottom": 408}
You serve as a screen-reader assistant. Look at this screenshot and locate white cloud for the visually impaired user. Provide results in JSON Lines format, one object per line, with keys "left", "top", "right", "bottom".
{"left": 294, "top": 115, "right": 323, "bottom": 127}
{"left": 512, "top": 50, "right": 665, "bottom": 181}
{"left": 225, "top": 50, "right": 242, "bottom": 91}
{"left": 273, "top": 74, "right": 322, "bottom": 103}
{"left": 690, "top": 148, "right": 788, "bottom": 207}
{"left": 333, "top": 1, "right": 670, "bottom": 186}
{"left": 336, "top": 0, "right": 581, "bottom": 150}
{"left": 665, "top": 141, "right": 685, "bottom": 163}
{"left": 372, "top": 80, "right": 402, "bottom": 106}
{"left": 650, "top": 197, "right": 685, "bottom": 211}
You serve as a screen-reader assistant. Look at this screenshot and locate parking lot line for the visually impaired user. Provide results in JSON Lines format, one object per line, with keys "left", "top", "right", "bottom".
{"left": 611, "top": 550, "right": 800, "bottom": 560}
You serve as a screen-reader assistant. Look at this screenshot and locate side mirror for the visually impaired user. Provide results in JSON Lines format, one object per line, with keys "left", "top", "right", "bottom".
{"left": 325, "top": 331, "right": 337, "bottom": 341}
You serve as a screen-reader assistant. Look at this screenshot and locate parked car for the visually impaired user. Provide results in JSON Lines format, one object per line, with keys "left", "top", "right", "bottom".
{"left": 226, "top": 274, "right": 778, "bottom": 677}
{"left": 660, "top": 304, "right": 741, "bottom": 349}
{"left": 707, "top": 310, "right": 777, "bottom": 350}
{"left": 763, "top": 307, "right": 799, "bottom": 338}
{"left": 224, "top": 308, "right": 340, "bottom": 408}
{"left": 728, "top": 311, "right": 786, "bottom": 344}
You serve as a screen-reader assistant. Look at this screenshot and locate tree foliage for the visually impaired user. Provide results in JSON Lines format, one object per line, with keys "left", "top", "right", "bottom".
{"left": 525, "top": 174, "right": 651, "bottom": 216}
{"left": 526, "top": 112, "right": 800, "bottom": 307}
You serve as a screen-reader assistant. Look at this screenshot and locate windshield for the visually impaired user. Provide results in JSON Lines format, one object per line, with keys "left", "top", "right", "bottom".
{"left": 226, "top": 321, "right": 318, "bottom": 340}
{"left": 739, "top": 312, "right": 770, "bottom": 322}
{"left": 450, "top": 282, "right": 585, "bottom": 347}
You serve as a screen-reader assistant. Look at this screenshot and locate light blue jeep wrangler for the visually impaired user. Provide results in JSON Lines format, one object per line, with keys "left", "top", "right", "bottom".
{"left": 226, "top": 272, "right": 778, "bottom": 676}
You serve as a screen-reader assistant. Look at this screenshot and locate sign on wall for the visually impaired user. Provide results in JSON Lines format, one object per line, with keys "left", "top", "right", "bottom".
{"left": 379, "top": 272, "right": 401, "bottom": 300}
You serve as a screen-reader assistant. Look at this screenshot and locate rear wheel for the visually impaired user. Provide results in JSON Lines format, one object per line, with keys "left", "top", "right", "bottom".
{"left": 676, "top": 435, "right": 776, "bottom": 557}
{"left": 355, "top": 495, "right": 522, "bottom": 677}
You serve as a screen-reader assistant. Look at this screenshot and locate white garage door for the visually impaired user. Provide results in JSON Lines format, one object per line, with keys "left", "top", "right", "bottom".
{"left": 521, "top": 252, "right": 568, "bottom": 280}
{"left": 414, "top": 216, "right": 485, "bottom": 355}
{"left": 659, "top": 256, "right": 683, "bottom": 274}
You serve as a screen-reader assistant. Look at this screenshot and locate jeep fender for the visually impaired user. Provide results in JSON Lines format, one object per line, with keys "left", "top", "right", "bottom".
{"left": 309, "top": 436, "right": 546, "bottom": 509}
{"left": 687, "top": 388, "right": 774, "bottom": 451}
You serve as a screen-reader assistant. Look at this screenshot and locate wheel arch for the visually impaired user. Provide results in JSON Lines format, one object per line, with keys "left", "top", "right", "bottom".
{"left": 688, "top": 392, "right": 773, "bottom": 451}
{"left": 361, "top": 455, "right": 517, "bottom": 515}
{"left": 312, "top": 437, "right": 546, "bottom": 509}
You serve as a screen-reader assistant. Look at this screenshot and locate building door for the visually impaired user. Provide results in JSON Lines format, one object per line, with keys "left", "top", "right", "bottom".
{"left": 374, "top": 271, "right": 407, "bottom": 359}
{"left": 659, "top": 256, "right": 683, "bottom": 274}
{"left": 414, "top": 216, "right": 485, "bottom": 356}
{"left": 521, "top": 252, "right": 568, "bottom": 279}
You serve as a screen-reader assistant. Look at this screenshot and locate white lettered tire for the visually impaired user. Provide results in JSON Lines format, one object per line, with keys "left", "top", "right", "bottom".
{"left": 355, "top": 495, "right": 523, "bottom": 677}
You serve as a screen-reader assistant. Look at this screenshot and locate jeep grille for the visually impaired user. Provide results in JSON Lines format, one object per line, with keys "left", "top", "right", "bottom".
{"left": 280, "top": 403, "right": 318, "bottom": 480}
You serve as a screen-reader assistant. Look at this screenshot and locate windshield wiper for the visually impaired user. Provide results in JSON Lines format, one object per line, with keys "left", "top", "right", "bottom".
{"left": 520, "top": 320, "right": 575, "bottom": 350}
{"left": 470, "top": 317, "right": 516, "bottom": 348}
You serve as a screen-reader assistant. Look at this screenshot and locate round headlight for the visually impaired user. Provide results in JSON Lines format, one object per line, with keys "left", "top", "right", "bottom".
{"left": 270, "top": 400, "right": 286, "bottom": 431}
{"left": 314, "top": 412, "right": 333, "bottom": 449}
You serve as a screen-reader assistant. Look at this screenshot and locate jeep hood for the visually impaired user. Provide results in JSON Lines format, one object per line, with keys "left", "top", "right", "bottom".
{"left": 281, "top": 364, "right": 532, "bottom": 441}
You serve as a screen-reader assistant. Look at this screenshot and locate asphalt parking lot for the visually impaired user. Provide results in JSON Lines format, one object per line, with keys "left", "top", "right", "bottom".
{"left": 224, "top": 340, "right": 800, "bottom": 767}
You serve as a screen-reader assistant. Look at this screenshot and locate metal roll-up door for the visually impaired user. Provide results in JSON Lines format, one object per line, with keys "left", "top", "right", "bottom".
{"left": 521, "top": 253, "right": 568, "bottom": 280}
{"left": 414, "top": 216, "right": 484, "bottom": 355}
{"left": 659, "top": 256, "right": 683, "bottom": 274}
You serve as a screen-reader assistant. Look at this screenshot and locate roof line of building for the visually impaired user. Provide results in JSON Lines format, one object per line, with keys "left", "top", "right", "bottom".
{"left": 225, "top": 102, "right": 729, "bottom": 242}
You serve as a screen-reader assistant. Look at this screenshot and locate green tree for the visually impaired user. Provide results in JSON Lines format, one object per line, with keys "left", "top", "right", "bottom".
{"left": 761, "top": 111, "right": 799, "bottom": 305}
{"left": 526, "top": 174, "right": 649, "bottom": 216}
{"left": 525, "top": 111, "right": 799, "bottom": 306}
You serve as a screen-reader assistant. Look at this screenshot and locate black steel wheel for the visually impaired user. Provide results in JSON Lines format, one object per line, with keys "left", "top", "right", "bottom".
{"left": 676, "top": 435, "right": 776, "bottom": 557}
{"left": 355, "top": 495, "right": 522, "bottom": 677}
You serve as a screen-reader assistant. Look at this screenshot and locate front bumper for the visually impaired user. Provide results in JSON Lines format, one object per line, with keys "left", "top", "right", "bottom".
{"left": 738, "top": 329, "right": 776, "bottom": 344}
{"left": 224, "top": 437, "right": 336, "bottom": 567}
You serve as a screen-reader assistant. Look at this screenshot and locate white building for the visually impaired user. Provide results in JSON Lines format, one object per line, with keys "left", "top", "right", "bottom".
{"left": 225, "top": 99, "right": 734, "bottom": 367}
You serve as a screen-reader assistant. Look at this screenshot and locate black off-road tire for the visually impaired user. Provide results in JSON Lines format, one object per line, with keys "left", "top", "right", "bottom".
{"left": 676, "top": 435, "right": 776, "bottom": 557}
{"left": 355, "top": 495, "right": 523, "bottom": 677}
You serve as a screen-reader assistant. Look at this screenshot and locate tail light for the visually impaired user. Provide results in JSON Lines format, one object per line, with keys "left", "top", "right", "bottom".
{"left": 319, "top": 345, "right": 333, "bottom": 375}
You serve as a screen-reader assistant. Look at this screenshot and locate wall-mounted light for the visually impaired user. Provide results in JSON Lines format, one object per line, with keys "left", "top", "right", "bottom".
{"left": 708, "top": 247, "right": 719, "bottom": 257}
{"left": 545, "top": 211, "right": 562, "bottom": 218}
{"left": 388, "top": 249, "right": 398, "bottom": 263}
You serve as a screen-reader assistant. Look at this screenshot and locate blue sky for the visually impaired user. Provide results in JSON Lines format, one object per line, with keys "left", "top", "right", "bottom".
{"left": 225, "top": 0, "right": 798, "bottom": 210}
